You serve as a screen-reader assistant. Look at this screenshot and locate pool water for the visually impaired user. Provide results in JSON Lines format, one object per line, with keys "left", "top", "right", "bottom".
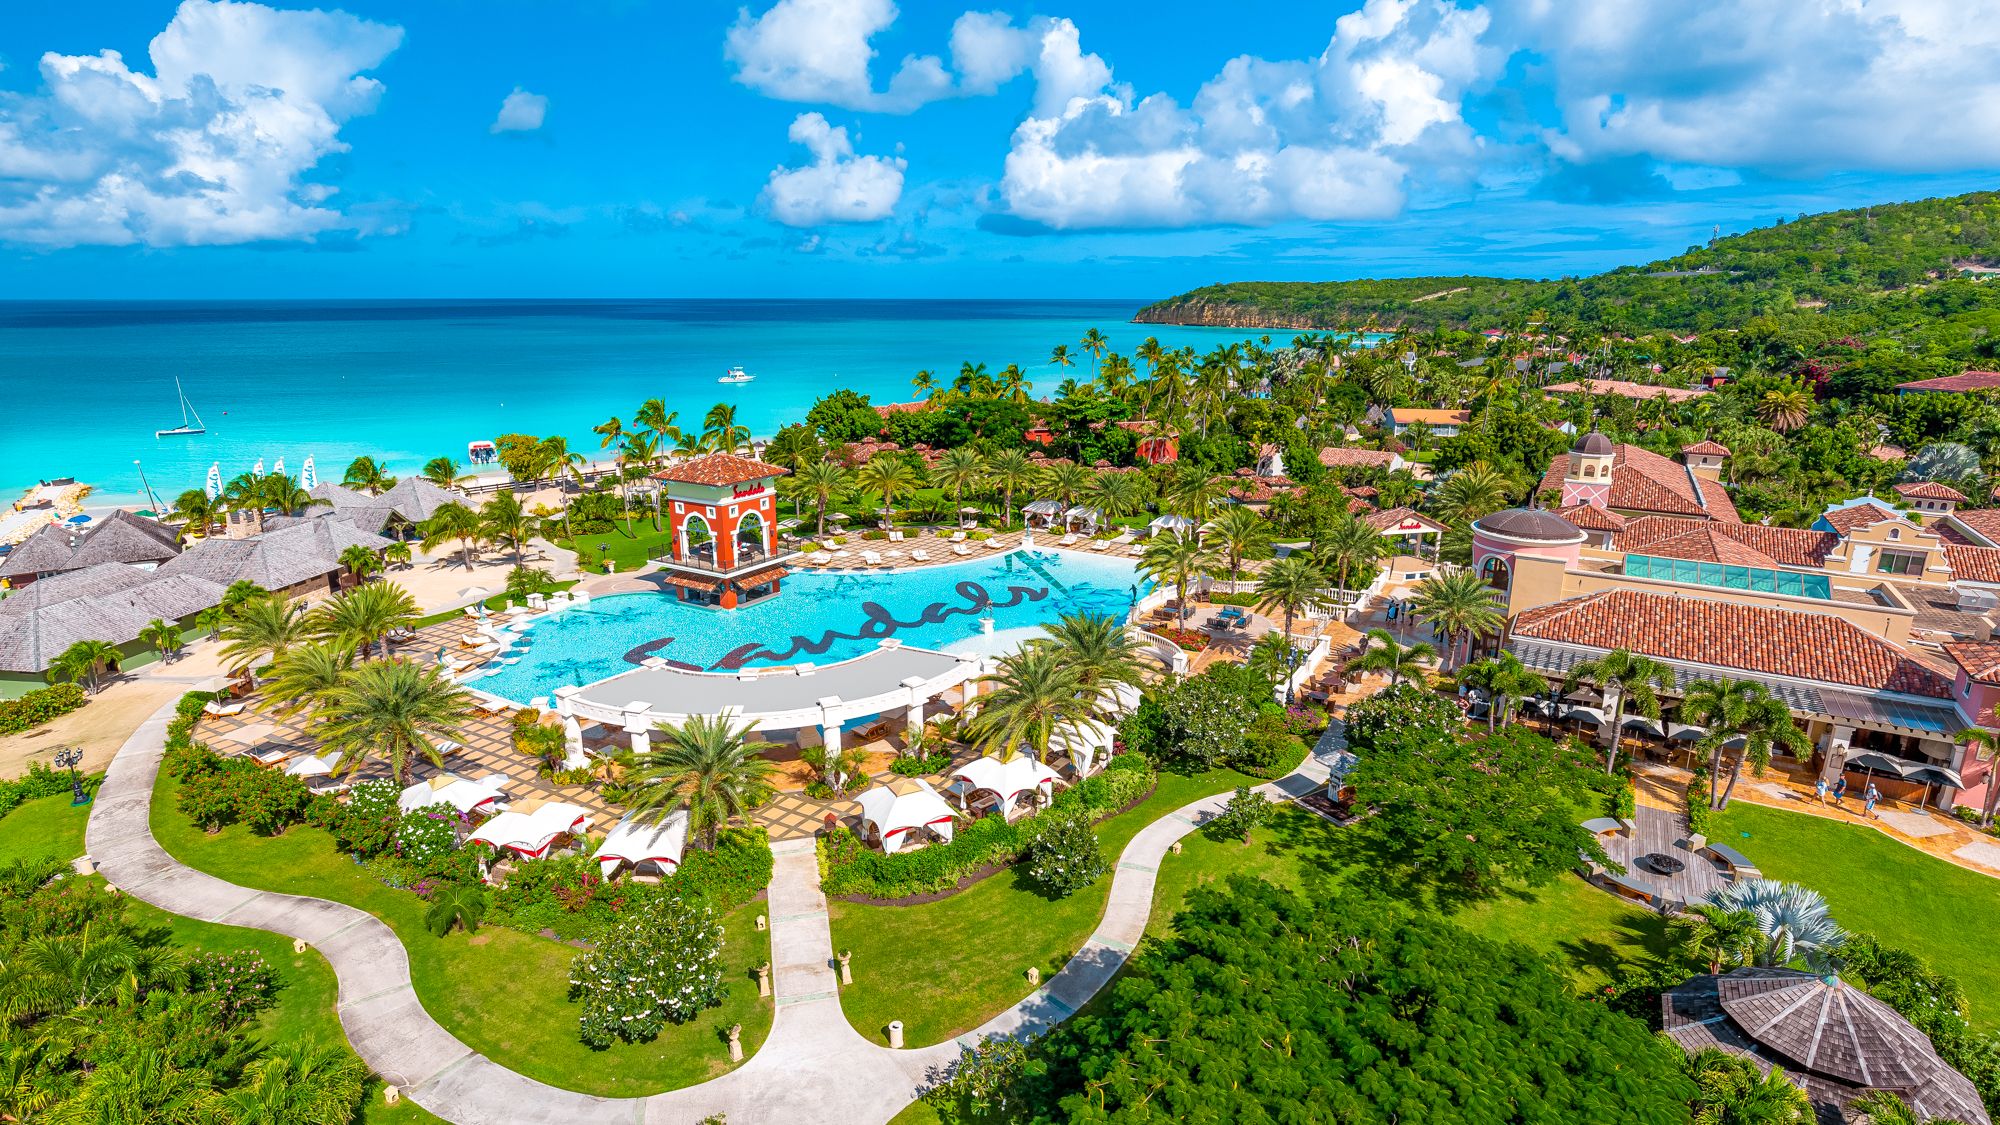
{"left": 475, "top": 550, "right": 1146, "bottom": 701}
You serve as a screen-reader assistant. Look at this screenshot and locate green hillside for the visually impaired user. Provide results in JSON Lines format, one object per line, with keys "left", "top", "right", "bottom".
{"left": 1135, "top": 190, "right": 2000, "bottom": 333}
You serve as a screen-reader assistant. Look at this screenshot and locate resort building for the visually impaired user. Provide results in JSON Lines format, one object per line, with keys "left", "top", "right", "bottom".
{"left": 1312, "top": 445, "right": 1405, "bottom": 473}
{"left": 1539, "top": 432, "right": 1740, "bottom": 523}
{"left": 1383, "top": 407, "right": 1470, "bottom": 438}
{"left": 1542, "top": 377, "right": 1709, "bottom": 403}
{"left": 0, "top": 563, "right": 228, "bottom": 696}
{"left": 0, "top": 510, "right": 181, "bottom": 587}
{"left": 652, "top": 452, "right": 795, "bottom": 609}
{"left": 306, "top": 477, "right": 463, "bottom": 538}
{"left": 154, "top": 518, "right": 391, "bottom": 600}
{"left": 1362, "top": 506, "right": 1446, "bottom": 556}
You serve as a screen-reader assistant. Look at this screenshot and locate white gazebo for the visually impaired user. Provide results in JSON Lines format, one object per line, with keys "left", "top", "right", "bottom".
{"left": 1096, "top": 681, "right": 1143, "bottom": 720}
{"left": 593, "top": 809, "right": 689, "bottom": 877}
{"left": 1063, "top": 505, "right": 1103, "bottom": 534}
{"left": 1148, "top": 514, "right": 1196, "bottom": 539}
{"left": 950, "top": 754, "right": 1061, "bottom": 818}
{"left": 467, "top": 800, "right": 593, "bottom": 859}
{"left": 855, "top": 778, "right": 956, "bottom": 854}
{"left": 398, "top": 773, "right": 508, "bottom": 815}
{"left": 1022, "top": 499, "right": 1066, "bottom": 529}
{"left": 1051, "top": 718, "right": 1117, "bottom": 776}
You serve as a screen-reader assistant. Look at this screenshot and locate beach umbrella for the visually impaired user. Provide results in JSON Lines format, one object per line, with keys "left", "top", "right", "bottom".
{"left": 1904, "top": 762, "right": 1965, "bottom": 810}
{"left": 205, "top": 462, "right": 222, "bottom": 500}
{"left": 1842, "top": 750, "right": 1912, "bottom": 795}
{"left": 65, "top": 514, "right": 90, "bottom": 526}
{"left": 301, "top": 455, "right": 317, "bottom": 490}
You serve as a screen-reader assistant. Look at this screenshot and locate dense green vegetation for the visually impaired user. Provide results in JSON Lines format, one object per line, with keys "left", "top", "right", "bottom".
{"left": 1139, "top": 189, "right": 2000, "bottom": 334}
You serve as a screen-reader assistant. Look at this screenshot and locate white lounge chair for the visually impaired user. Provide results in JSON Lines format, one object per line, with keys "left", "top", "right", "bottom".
{"left": 435, "top": 739, "right": 464, "bottom": 755}
{"left": 950, "top": 531, "right": 966, "bottom": 543}
{"left": 1058, "top": 533, "right": 1079, "bottom": 547}
{"left": 911, "top": 549, "right": 931, "bottom": 562}
{"left": 986, "top": 537, "right": 1006, "bottom": 550}
{"left": 861, "top": 550, "right": 882, "bottom": 565}
{"left": 1091, "top": 539, "right": 1111, "bottom": 551}
{"left": 954, "top": 543, "right": 972, "bottom": 556}
{"left": 203, "top": 700, "right": 247, "bottom": 718}
{"left": 820, "top": 540, "right": 840, "bottom": 551}
{"left": 889, "top": 530, "right": 905, "bottom": 542}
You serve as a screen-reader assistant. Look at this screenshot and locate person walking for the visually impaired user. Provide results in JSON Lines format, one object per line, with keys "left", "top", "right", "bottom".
{"left": 1832, "top": 776, "right": 1847, "bottom": 809}
{"left": 1864, "top": 781, "right": 1881, "bottom": 820}
{"left": 1814, "top": 777, "right": 1828, "bottom": 805}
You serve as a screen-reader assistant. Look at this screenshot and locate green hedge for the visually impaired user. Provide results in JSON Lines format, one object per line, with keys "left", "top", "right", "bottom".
{"left": 0, "top": 683, "right": 87, "bottom": 735}
{"left": 486, "top": 826, "right": 774, "bottom": 943}
{"left": 0, "top": 761, "right": 102, "bottom": 819}
{"left": 818, "top": 755, "right": 1156, "bottom": 899}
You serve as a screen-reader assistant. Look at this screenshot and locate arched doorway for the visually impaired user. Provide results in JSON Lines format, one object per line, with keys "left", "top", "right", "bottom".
{"left": 1480, "top": 555, "right": 1512, "bottom": 592}
{"left": 735, "top": 510, "right": 769, "bottom": 566}
{"left": 681, "top": 513, "right": 715, "bottom": 567}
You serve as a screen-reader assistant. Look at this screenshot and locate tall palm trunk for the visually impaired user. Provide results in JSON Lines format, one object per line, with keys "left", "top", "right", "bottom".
{"left": 1604, "top": 688, "right": 1628, "bottom": 774}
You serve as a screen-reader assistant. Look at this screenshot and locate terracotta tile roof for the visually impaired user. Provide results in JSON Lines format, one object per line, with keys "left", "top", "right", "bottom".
{"left": 1539, "top": 443, "right": 1740, "bottom": 522}
{"left": 1511, "top": 590, "right": 1953, "bottom": 698}
{"left": 1316, "top": 447, "right": 1398, "bottom": 469}
{"left": 1819, "top": 501, "right": 1900, "bottom": 536}
{"left": 872, "top": 400, "right": 930, "bottom": 416}
{"left": 1614, "top": 516, "right": 1838, "bottom": 568}
{"left": 1681, "top": 440, "right": 1731, "bottom": 456}
{"left": 1361, "top": 507, "right": 1445, "bottom": 534}
{"left": 1545, "top": 378, "right": 1709, "bottom": 402}
{"left": 1948, "top": 508, "right": 2000, "bottom": 547}
{"left": 1227, "top": 477, "right": 1296, "bottom": 504}
{"left": 1557, "top": 504, "right": 1627, "bottom": 532}
{"left": 654, "top": 453, "right": 788, "bottom": 488}
{"left": 1866, "top": 444, "right": 1907, "bottom": 461}
{"left": 1895, "top": 481, "right": 1968, "bottom": 502}
{"left": 1390, "top": 408, "right": 1471, "bottom": 426}
{"left": 1944, "top": 641, "right": 2000, "bottom": 685}
{"left": 1946, "top": 544, "right": 2000, "bottom": 584}
{"left": 1896, "top": 370, "right": 2000, "bottom": 393}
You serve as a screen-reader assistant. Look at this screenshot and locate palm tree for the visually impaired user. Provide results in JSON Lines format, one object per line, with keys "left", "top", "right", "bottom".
{"left": 222, "top": 1039, "right": 367, "bottom": 1125}
{"left": 1407, "top": 569, "right": 1503, "bottom": 672}
{"left": 1033, "top": 612, "right": 1145, "bottom": 696}
{"left": 1454, "top": 652, "right": 1545, "bottom": 732}
{"left": 1954, "top": 727, "right": 2000, "bottom": 826}
{"left": 48, "top": 639, "right": 122, "bottom": 694}
{"left": 1165, "top": 468, "right": 1226, "bottom": 522}
{"left": 313, "top": 582, "right": 417, "bottom": 661}
{"left": 624, "top": 715, "right": 778, "bottom": 850}
{"left": 1138, "top": 531, "right": 1212, "bottom": 628}
{"left": 265, "top": 642, "right": 356, "bottom": 718}
{"left": 1205, "top": 505, "right": 1270, "bottom": 584}
{"left": 1705, "top": 879, "right": 1845, "bottom": 967}
{"left": 478, "top": 489, "right": 534, "bottom": 566}
{"left": 1080, "top": 469, "right": 1147, "bottom": 525}
{"left": 911, "top": 369, "right": 937, "bottom": 399}
{"left": 169, "top": 488, "right": 219, "bottom": 540}
{"left": 854, "top": 455, "right": 919, "bottom": 524}
{"left": 337, "top": 543, "right": 380, "bottom": 584}
{"left": 262, "top": 475, "right": 325, "bottom": 517}
{"left": 1757, "top": 385, "right": 1814, "bottom": 432}
{"left": 623, "top": 431, "right": 664, "bottom": 527}
{"left": 635, "top": 398, "right": 682, "bottom": 451}
{"left": 1039, "top": 461, "right": 1091, "bottom": 512}
{"left": 424, "top": 884, "right": 488, "bottom": 938}
{"left": 1431, "top": 462, "right": 1512, "bottom": 524}
{"left": 987, "top": 448, "right": 1035, "bottom": 527}
{"left": 795, "top": 460, "right": 852, "bottom": 537}
{"left": 702, "top": 402, "right": 750, "bottom": 453}
{"left": 537, "top": 435, "right": 589, "bottom": 538}
{"left": 421, "top": 457, "right": 474, "bottom": 488}
{"left": 221, "top": 579, "right": 269, "bottom": 617}
{"left": 969, "top": 647, "right": 1081, "bottom": 762}
{"left": 1351, "top": 628, "right": 1435, "bottom": 689}
{"left": 341, "top": 456, "right": 393, "bottom": 495}
{"left": 420, "top": 501, "right": 485, "bottom": 569}
{"left": 1846, "top": 1090, "right": 1970, "bottom": 1125}
{"left": 1080, "top": 327, "right": 1107, "bottom": 376}
{"left": 1315, "top": 513, "right": 1384, "bottom": 617}
{"left": 383, "top": 541, "right": 413, "bottom": 570}
{"left": 318, "top": 659, "right": 473, "bottom": 784}
{"left": 140, "top": 618, "right": 182, "bottom": 664}
{"left": 932, "top": 447, "right": 985, "bottom": 521}
{"left": 1680, "top": 679, "right": 1811, "bottom": 810}
{"left": 1672, "top": 903, "right": 1758, "bottom": 974}
{"left": 1562, "top": 648, "right": 1675, "bottom": 774}
{"left": 592, "top": 415, "right": 625, "bottom": 455}
{"left": 1685, "top": 1048, "right": 1813, "bottom": 1125}
{"left": 1253, "top": 555, "right": 1332, "bottom": 702}
{"left": 218, "top": 598, "right": 308, "bottom": 686}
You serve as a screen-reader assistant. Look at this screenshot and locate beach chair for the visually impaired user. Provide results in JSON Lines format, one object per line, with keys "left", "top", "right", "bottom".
{"left": 911, "top": 549, "right": 930, "bottom": 562}
{"left": 820, "top": 539, "right": 840, "bottom": 551}
{"left": 1091, "top": 539, "right": 1110, "bottom": 551}
{"left": 1058, "top": 533, "right": 1079, "bottom": 547}
{"left": 1127, "top": 542, "right": 1145, "bottom": 556}
{"left": 986, "top": 537, "right": 1006, "bottom": 550}
{"left": 861, "top": 550, "right": 882, "bottom": 566}
{"left": 434, "top": 739, "right": 464, "bottom": 755}
{"left": 953, "top": 543, "right": 972, "bottom": 556}
{"left": 950, "top": 531, "right": 966, "bottom": 543}
{"left": 889, "top": 530, "right": 905, "bottom": 542}
{"left": 203, "top": 700, "right": 247, "bottom": 718}
{"left": 472, "top": 695, "right": 511, "bottom": 716}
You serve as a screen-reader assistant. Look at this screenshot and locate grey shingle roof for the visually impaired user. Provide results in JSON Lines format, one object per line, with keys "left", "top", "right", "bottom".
{"left": 0, "top": 524, "right": 82, "bottom": 578}
{"left": 156, "top": 519, "right": 389, "bottom": 592}
{"left": 0, "top": 511, "right": 181, "bottom": 579}
{"left": 0, "top": 563, "right": 225, "bottom": 673}
{"left": 308, "top": 478, "right": 459, "bottom": 533}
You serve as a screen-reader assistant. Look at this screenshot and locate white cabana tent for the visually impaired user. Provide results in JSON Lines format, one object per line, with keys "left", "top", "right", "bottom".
{"left": 1051, "top": 718, "right": 1116, "bottom": 776}
{"left": 468, "top": 800, "right": 592, "bottom": 859}
{"left": 1148, "top": 514, "right": 1196, "bottom": 538}
{"left": 950, "top": 754, "right": 1060, "bottom": 818}
{"left": 594, "top": 809, "right": 689, "bottom": 877}
{"left": 855, "top": 778, "right": 956, "bottom": 854}
{"left": 1022, "top": 499, "right": 1065, "bottom": 528}
{"left": 1096, "top": 681, "right": 1143, "bottom": 720}
{"left": 284, "top": 754, "right": 336, "bottom": 778}
{"left": 398, "top": 773, "right": 508, "bottom": 815}
{"left": 1063, "top": 505, "right": 1104, "bottom": 534}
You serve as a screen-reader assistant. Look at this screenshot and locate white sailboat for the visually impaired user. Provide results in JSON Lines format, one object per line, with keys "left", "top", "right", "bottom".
{"left": 155, "top": 378, "right": 205, "bottom": 437}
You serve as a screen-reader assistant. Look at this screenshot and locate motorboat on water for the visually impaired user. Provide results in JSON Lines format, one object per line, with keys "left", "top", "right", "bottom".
{"left": 718, "top": 366, "right": 756, "bottom": 384}
{"left": 156, "top": 377, "right": 205, "bottom": 437}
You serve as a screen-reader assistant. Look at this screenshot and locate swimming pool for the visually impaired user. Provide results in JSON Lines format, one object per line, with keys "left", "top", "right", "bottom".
{"left": 475, "top": 550, "right": 1147, "bottom": 702}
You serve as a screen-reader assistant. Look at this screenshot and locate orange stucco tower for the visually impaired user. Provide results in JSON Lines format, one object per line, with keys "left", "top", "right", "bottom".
{"left": 653, "top": 452, "right": 794, "bottom": 609}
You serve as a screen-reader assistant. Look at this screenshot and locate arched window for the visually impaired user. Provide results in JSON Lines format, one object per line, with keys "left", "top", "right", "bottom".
{"left": 681, "top": 513, "right": 715, "bottom": 563}
{"left": 735, "top": 510, "right": 768, "bottom": 562}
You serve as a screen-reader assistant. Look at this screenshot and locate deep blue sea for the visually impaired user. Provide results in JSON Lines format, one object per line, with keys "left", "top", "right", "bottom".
{"left": 0, "top": 299, "right": 1279, "bottom": 505}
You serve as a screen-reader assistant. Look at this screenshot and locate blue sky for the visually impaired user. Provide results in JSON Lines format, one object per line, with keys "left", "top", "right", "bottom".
{"left": 1, "top": 0, "right": 1996, "bottom": 300}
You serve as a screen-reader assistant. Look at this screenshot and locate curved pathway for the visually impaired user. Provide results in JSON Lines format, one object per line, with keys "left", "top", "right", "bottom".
{"left": 87, "top": 698, "right": 1337, "bottom": 1125}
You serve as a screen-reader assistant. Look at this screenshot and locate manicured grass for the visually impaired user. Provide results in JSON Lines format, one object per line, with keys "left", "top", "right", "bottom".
{"left": 1713, "top": 801, "right": 2000, "bottom": 1030}
{"left": 0, "top": 792, "right": 90, "bottom": 864}
{"left": 828, "top": 765, "right": 1271, "bottom": 1047}
{"left": 152, "top": 774, "right": 773, "bottom": 1096}
{"left": 560, "top": 524, "right": 676, "bottom": 572}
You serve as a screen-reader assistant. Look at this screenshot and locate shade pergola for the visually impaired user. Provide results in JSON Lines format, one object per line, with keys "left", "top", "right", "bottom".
{"left": 1062, "top": 505, "right": 1104, "bottom": 533}
{"left": 398, "top": 774, "right": 507, "bottom": 815}
{"left": 1022, "top": 499, "right": 1065, "bottom": 528}
{"left": 951, "top": 754, "right": 1060, "bottom": 817}
{"left": 594, "top": 809, "right": 689, "bottom": 877}
{"left": 855, "top": 778, "right": 956, "bottom": 854}
{"left": 1051, "top": 718, "right": 1116, "bottom": 776}
{"left": 468, "top": 801, "right": 592, "bottom": 859}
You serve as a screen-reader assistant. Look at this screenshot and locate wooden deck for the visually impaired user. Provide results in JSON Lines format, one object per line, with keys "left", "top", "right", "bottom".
{"left": 1596, "top": 804, "right": 1731, "bottom": 907}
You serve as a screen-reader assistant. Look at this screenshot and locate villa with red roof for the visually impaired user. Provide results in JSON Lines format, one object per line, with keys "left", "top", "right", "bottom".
{"left": 652, "top": 452, "right": 794, "bottom": 609}
{"left": 1896, "top": 370, "right": 2000, "bottom": 394}
{"left": 1539, "top": 432, "right": 1739, "bottom": 525}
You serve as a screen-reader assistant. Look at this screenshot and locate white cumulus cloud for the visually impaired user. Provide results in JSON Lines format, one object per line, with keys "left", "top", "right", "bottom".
{"left": 998, "top": 0, "right": 1491, "bottom": 230}
{"left": 0, "top": 0, "right": 403, "bottom": 248}
{"left": 760, "top": 111, "right": 905, "bottom": 226}
{"left": 490, "top": 87, "right": 548, "bottom": 133}
{"left": 725, "top": 0, "right": 952, "bottom": 114}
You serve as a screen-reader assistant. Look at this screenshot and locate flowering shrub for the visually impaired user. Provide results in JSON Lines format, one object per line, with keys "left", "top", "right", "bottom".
{"left": 888, "top": 749, "right": 953, "bottom": 777}
{"left": 0, "top": 761, "right": 101, "bottom": 819}
{"left": 487, "top": 829, "right": 773, "bottom": 942}
{"left": 186, "top": 950, "right": 280, "bottom": 1023}
{"left": 1204, "top": 786, "right": 1273, "bottom": 843}
{"left": 569, "top": 889, "right": 724, "bottom": 1048}
{"left": 1341, "top": 683, "right": 1463, "bottom": 754}
{"left": 395, "top": 804, "right": 477, "bottom": 881}
{"left": 1024, "top": 808, "right": 1106, "bottom": 898}
{"left": 0, "top": 682, "right": 88, "bottom": 735}
{"left": 1155, "top": 626, "right": 1210, "bottom": 652}
{"left": 311, "top": 779, "right": 401, "bottom": 857}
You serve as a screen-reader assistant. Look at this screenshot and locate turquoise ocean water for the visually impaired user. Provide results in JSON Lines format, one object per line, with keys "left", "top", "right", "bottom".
{"left": 0, "top": 299, "right": 1277, "bottom": 506}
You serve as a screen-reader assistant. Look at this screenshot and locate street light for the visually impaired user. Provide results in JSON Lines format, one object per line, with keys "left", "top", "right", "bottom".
{"left": 54, "top": 746, "right": 91, "bottom": 806}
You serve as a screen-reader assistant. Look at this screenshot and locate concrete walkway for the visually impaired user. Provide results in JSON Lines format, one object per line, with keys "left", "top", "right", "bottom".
{"left": 87, "top": 697, "right": 1336, "bottom": 1125}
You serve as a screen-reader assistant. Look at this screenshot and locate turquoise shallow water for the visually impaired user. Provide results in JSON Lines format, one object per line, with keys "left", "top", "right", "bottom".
{"left": 473, "top": 549, "right": 1145, "bottom": 701}
{"left": 0, "top": 299, "right": 1285, "bottom": 504}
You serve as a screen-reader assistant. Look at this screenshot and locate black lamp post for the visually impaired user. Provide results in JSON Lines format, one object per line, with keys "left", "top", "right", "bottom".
{"left": 55, "top": 746, "right": 90, "bottom": 806}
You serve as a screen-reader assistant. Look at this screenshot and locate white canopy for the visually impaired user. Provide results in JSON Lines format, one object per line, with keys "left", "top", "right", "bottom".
{"left": 1022, "top": 499, "right": 1065, "bottom": 516}
{"left": 855, "top": 777, "right": 956, "bottom": 854}
{"left": 283, "top": 754, "right": 335, "bottom": 778}
{"left": 594, "top": 809, "right": 689, "bottom": 877}
{"left": 1051, "top": 718, "right": 1116, "bottom": 776}
{"left": 951, "top": 754, "right": 1060, "bottom": 817}
{"left": 1148, "top": 514, "right": 1195, "bottom": 536}
{"left": 398, "top": 773, "right": 507, "bottom": 814}
{"left": 468, "top": 800, "right": 592, "bottom": 858}
{"left": 1096, "top": 681, "right": 1143, "bottom": 719}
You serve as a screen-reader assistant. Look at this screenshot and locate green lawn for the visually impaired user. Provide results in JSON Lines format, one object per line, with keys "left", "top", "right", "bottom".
{"left": 152, "top": 774, "right": 773, "bottom": 1096}
{"left": 828, "top": 765, "right": 1271, "bottom": 1048}
{"left": 0, "top": 792, "right": 90, "bottom": 865}
{"left": 1713, "top": 801, "right": 2000, "bottom": 1030}
{"left": 559, "top": 524, "right": 677, "bottom": 573}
